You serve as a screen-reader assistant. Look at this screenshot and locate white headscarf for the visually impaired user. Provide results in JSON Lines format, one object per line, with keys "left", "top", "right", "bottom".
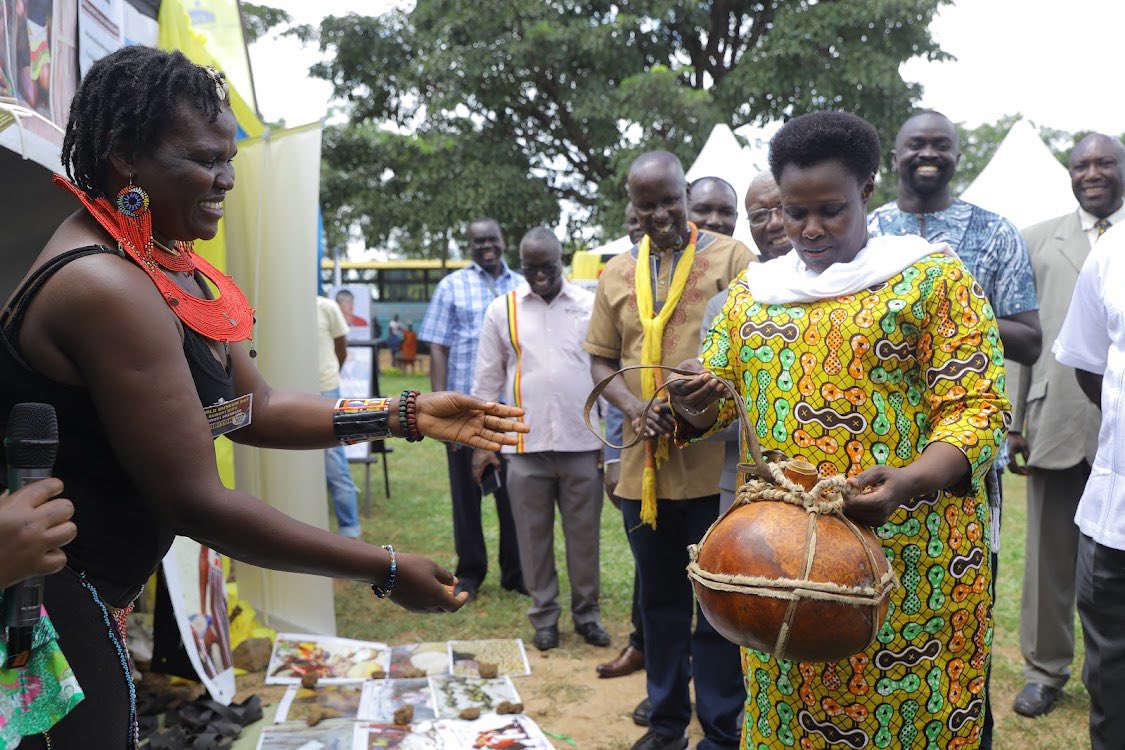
{"left": 745, "top": 234, "right": 956, "bottom": 304}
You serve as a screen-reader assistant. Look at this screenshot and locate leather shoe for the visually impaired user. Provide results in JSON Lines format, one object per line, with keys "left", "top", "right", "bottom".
{"left": 1013, "top": 683, "right": 1062, "bottom": 717}
{"left": 629, "top": 729, "right": 685, "bottom": 750}
{"left": 632, "top": 697, "right": 652, "bottom": 727}
{"left": 597, "top": 644, "right": 645, "bottom": 678}
{"left": 532, "top": 625, "right": 559, "bottom": 651}
{"left": 576, "top": 622, "right": 612, "bottom": 647}
{"left": 454, "top": 580, "right": 478, "bottom": 603}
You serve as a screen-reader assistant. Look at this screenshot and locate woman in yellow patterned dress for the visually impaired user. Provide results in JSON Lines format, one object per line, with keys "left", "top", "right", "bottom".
{"left": 668, "top": 112, "right": 1009, "bottom": 749}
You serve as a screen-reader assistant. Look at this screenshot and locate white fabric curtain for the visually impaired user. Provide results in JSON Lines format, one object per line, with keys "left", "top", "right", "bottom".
{"left": 223, "top": 122, "right": 337, "bottom": 636}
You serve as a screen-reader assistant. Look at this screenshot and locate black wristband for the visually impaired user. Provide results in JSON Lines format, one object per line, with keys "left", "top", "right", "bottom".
{"left": 333, "top": 398, "right": 392, "bottom": 444}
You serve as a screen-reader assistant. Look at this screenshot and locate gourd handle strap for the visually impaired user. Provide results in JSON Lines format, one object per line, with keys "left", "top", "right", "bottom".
{"left": 582, "top": 363, "right": 770, "bottom": 481}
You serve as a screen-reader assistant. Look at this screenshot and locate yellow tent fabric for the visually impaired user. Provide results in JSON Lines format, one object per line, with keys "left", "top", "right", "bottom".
{"left": 174, "top": 0, "right": 258, "bottom": 117}
{"left": 157, "top": 0, "right": 263, "bottom": 140}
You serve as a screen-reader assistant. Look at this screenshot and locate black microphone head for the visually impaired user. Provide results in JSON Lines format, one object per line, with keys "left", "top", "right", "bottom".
{"left": 5, "top": 403, "right": 59, "bottom": 468}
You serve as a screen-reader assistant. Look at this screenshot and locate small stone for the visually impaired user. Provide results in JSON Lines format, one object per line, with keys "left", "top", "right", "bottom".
{"left": 459, "top": 707, "right": 481, "bottom": 721}
{"left": 232, "top": 637, "right": 273, "bottom": 673}
{"left": 477, "top": 662, "right": 498, "bottom": 679}
{"left": 307, "top": 707, "right": 343, "bottom": 726}
{"left": 393, "top": 705, "right": 414, "bottom": 725}
{"left": 495, "top": 701, "right": 524, "bottom": 715}
{"left": 400, "top": 667, "right": 426, "bottom": 679}
{"left": 300, "top": 673, "right": 319, "bottom": 690}
{"left": 370, "top": 668, "right": 387, "bottom": 680}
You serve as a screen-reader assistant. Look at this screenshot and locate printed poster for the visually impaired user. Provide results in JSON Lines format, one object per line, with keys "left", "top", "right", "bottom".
{"left": 328, "top": 283, "right": 374, "bottom": 460}
{"left": 266, "top": 632, "right": 389, "bottom": 685}
{"left": 1, "top": 0, "right": 79, "bottom": 135}
{"left": 160, "top": 537, "right": 236, "bottom": 703}
{"left": 255, "top": 719, "right": 354, "bottom": 750}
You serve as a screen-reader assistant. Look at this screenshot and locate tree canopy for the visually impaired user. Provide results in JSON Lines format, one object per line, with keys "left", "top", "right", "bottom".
{"left": 299, "top": 0, "right": 951, "bottom": 257}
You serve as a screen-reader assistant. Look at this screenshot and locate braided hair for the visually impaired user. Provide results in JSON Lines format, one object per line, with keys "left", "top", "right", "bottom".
{"left": 62, "top": 46, "right": 228, "bottom": 198}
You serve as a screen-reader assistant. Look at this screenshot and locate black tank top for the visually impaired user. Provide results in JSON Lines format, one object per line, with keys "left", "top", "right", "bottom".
{"left": 0, "top": 246, "right": 236, "bottom": 607}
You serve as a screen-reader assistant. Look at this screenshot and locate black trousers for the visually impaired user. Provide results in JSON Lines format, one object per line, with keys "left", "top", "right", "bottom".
{"left": 625, "top": 513, "right": 645, "bottom": 652}
{"left": 22, "top": 568, "right": 135, "bottom": 749}
{"left": 1077, "top": 532, "right": 1125, "bottom": 750}
{"left": 445, "top": 444, "right": 523, "bottom": 591}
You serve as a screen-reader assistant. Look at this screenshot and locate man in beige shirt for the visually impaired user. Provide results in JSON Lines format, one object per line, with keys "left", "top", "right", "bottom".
{"left": 585, "top": 151, "right": 752, "bottom": 750}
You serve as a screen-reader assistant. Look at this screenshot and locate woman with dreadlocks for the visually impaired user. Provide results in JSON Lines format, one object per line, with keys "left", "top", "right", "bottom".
{"left": 0, "top": 46, "right": 528, "bottom": 748}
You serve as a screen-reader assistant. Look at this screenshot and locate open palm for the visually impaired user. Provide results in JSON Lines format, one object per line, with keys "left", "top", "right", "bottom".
{"left": 415, "top": 392, "right": 529, "bottom": 450}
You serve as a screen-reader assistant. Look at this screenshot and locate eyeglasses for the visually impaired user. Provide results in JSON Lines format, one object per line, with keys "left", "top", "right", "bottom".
{"left": 747, "top": 206, "right": 782, "bottom": 227}
{"left": 521, "top": 263, "right": 560, "bottom": 277}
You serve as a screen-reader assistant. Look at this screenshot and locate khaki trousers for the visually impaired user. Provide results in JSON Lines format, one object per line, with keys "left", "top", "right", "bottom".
{"left": 1019, "top": 460, "right": 1089, "bottom": 686}
{"left": 505, "top": 450, "right": 604, "bottom": 630}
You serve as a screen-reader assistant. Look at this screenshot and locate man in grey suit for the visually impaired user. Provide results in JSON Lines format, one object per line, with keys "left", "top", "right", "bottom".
{"left": 698, "top": 172, "right": 790, "bottom": 511}
{"left": 1009, "top": 132, "right": 1125, "bottom": 717}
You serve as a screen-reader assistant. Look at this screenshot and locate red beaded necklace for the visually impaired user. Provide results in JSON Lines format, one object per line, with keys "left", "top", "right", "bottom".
{"left": 55, "top": 176, "right": 255, "bottom": 344}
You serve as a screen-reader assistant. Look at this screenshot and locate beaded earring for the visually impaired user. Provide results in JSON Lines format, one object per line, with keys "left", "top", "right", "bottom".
{"left": 115, "top": 179, "right": 150, "bottom": 217}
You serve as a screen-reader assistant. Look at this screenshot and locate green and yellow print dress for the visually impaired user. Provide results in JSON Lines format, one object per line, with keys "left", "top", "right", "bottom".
{"left": 700, "top": 252, "right": 1008, "bottom": 750}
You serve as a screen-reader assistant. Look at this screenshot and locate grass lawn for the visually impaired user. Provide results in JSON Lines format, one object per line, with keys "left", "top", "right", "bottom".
{"left": 332, "top": 372, "right": 1092, "bottom": 749}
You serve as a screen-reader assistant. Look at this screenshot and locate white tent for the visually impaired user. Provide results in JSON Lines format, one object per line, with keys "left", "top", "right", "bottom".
{"left": 960, "top": 119, "right": 1076, "bottom": 230}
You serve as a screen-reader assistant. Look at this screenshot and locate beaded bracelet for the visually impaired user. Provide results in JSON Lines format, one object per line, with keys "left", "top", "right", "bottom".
{"left": 371, "top": 544, "right": 397, "bottom": 599}
{"left": 333, "top": 397, "right": 392, "bottom": 444}
{"left": 399, "top": 389, "right": 424, "bottom": 442}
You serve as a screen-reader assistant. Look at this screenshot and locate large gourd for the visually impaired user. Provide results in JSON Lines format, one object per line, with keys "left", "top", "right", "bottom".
{"left": 688, "top": 459, "right": 895, "bottom": 662}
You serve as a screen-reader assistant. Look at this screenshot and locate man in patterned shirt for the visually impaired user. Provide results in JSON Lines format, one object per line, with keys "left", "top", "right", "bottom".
{"left": 868, "top": 110, "right": 1041, "bottom": 365}
{"left": 419, "top": 217, "right": 526, "bottom": 603}
{"left": 868, "top": 109, "right": 1042, "bottom": 749}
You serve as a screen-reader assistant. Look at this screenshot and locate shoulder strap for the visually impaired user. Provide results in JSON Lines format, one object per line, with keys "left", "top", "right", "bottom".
{"left": 1, "top": 245, "right": 120, "bottom": 369}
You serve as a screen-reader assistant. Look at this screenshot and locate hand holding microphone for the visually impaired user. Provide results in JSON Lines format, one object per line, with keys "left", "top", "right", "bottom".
{"left": 3, "top": 402, "right": 66, "bottom": 667}
{"left": 0, "top": 477, "right": 74, "bottom": 590}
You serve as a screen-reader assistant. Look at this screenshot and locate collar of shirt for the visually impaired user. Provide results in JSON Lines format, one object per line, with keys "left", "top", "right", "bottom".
{"left": 1078, "top": 203, "right": 1125, "bottom": 235}
{"left": 469, "top": 259, "right": 520, "bottom": 283}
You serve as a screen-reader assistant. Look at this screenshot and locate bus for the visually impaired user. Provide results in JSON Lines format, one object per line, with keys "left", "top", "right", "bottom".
{"left": 320, "top": 258, "right": 472, "bottom": 334}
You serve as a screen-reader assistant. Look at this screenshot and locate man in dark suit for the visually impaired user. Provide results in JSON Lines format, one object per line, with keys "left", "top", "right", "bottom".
{"left": 1009, "top": 132, "right": 1125, "bottom": 717}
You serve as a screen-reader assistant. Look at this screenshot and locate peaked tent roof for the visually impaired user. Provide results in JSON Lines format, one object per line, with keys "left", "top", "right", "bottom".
{"left": 960, "top": 118, "right": 1076, "bottom": 230}
{"left": 591, "top": 122, "right": 784, "bottom": 255}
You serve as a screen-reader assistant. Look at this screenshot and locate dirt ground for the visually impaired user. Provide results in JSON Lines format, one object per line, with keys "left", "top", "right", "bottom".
{"left": 196, "top": 629, "right": 703, "bottom": 750}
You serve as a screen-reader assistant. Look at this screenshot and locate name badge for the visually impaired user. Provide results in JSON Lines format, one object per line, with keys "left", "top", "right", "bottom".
{"left": 204, "top": 394, "right": 253, "bottom": 438}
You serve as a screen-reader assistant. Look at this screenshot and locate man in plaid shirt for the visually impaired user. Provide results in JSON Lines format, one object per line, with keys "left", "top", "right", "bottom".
{"left": 420, "top": 217, "right": 526, "bottom": 602}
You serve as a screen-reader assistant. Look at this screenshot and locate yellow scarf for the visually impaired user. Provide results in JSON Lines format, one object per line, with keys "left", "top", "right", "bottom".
{"left": 634, "top": 223, "right": 698, "bottom": 528}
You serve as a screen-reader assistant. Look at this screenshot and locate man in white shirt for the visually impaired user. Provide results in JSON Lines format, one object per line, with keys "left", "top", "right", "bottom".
{"left": 316, "top": 295, "right": 361, "bottom": 538}
{"left": 1053, "top": 221, "right": 1125, "bottom": 750}
{"left": 471, "top": 228, "right": 610, "bottom": 652}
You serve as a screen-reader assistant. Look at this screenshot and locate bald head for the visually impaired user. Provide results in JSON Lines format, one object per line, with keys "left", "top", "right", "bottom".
{"left": 519, "top": 227, "right": 563, "bottom": 301}
{"left": 627, "top": 151, "right": 689, "bottom": 249}
{"left": 627, "top": 150, "right": 685, "bottom": 184}
{"left": 1070, "top": 133, "right": 1125, "bottom": 219}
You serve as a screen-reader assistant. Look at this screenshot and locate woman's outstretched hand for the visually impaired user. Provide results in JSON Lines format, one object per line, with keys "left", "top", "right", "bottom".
{"left": 414, "top": 392, "right": 530, "bottom": 450}
{"left": 388, "top": 552, "right": 468, "bottom": 613}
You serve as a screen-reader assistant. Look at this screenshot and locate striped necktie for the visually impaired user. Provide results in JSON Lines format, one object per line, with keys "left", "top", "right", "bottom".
{"left": 1095, "top": 218, "right": 1111, "bottom": 237}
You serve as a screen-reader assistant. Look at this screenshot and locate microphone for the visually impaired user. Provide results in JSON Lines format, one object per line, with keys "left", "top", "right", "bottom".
{"left": 4, "top": 403, "right": 59, "bottom": 668}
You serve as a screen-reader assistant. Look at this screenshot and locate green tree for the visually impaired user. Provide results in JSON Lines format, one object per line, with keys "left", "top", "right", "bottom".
{"left": 239, "top": 2, "right": 290, "bottom": 45}
{"left": 304, "top": 0, "right": 951, "bottom": 254}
